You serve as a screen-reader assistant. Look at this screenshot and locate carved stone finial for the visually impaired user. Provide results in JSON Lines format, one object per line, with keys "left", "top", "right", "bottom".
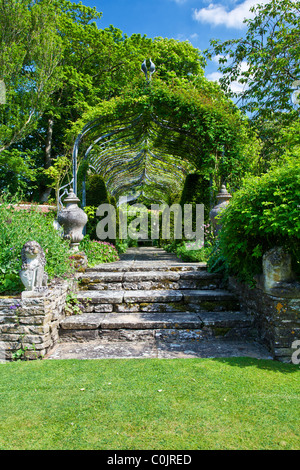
{"left": 57, "top": 188, "right": 88, "bottom": 251}
{"left": 209, "top": 185, "right": 232, "bottom": 235}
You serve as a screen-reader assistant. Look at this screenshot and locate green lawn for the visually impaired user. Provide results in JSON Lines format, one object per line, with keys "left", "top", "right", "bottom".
{"left": 0, "top": 358, "right": 299, "bottom": 450}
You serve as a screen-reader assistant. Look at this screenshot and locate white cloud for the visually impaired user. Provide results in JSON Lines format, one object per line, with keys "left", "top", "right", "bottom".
{"left": 206, "top": 64, "right": 249, "bottom": 95}
{"left": 206, "top": 71, "right": 223, "bottom": 81}
{"left": 193, "top": 0, "right": 269, "bottom": 29}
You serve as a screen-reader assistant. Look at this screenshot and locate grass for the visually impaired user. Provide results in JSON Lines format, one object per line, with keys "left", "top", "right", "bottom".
{"left": 0, "top": 357, "right": 299, "bottom": 450}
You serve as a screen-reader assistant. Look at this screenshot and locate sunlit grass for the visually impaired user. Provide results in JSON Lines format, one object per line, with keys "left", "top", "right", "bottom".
{"left": 0, "top": 358, "right": 299, "bottom": 450}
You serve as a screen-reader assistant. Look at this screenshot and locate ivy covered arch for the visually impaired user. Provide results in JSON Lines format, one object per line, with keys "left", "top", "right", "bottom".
{"left": 70, "top": 78, "right": 257, "bottom": 207}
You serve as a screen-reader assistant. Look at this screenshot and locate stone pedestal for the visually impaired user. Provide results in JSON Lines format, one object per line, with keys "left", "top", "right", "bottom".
{"left": 262, "top": 247, "right": 295, "bottom": 294}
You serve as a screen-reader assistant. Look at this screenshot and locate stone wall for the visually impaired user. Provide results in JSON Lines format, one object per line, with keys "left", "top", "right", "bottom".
{"left": 228, "top": 276, "right": 300, "bottom": 363}
{"left": 0, "top": 281, "right": 73, "bottom": 361}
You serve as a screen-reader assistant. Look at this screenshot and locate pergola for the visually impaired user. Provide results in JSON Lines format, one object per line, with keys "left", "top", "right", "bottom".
{"left": 70, "top": 71, "right": 245, "bottom": 208}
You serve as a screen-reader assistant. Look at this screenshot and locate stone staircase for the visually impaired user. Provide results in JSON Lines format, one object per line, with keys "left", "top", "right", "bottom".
{"left": 47, "top": 248, "right": 272, "bottom": 360}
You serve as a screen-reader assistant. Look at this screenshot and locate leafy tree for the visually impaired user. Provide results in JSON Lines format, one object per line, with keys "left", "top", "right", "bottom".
{"left": 14, "top": 2, "right": 207, "bottom": 200}
{"left": 0, "top": 0, "right": 63, "bottom": 154}
{"left": 206, "top": 0, "right": 300, "bottom": 167}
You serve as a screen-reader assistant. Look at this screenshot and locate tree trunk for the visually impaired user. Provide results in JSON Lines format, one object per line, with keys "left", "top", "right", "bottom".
{"left": 39, "top": 117, "right": 54, "bottom": 202}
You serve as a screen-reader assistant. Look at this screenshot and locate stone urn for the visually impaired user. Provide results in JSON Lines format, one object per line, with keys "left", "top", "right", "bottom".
{"left": 57, "top": 188, "right": 88, "bottom": 251}
{"left": 209, "top": 184, "right": 232, "bottom": 235}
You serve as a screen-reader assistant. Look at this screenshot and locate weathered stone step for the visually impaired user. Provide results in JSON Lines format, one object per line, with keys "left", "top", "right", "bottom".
{"left": 84, "top": 262, "right": 207, "bottom": 273}
{"left": 59, "top": 310, "right": 254, "bottom": 343}
{"left": 76, "top": 289, "right": 235, "bottom": 303}
{"left": 60, "top": 311, "right": 252, "bottom": 330}
{"left": 78, "top": 270, "right": 222, "bottom": 291}
{"left": 75, "top": 289, "right": 239, "bottom": 313}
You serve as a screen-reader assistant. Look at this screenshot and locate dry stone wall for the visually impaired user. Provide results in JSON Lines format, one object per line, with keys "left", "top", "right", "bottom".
{"left": 0, "top": 281, "right": 74, "bottom": 360}
{"left": 228, "top": 276, "right": 300, "bottom": 363}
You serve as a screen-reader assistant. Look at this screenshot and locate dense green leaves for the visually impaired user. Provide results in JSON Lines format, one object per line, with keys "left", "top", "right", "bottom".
{"left": 0, "top": 0, "right": 63, "bottom": 152}
{"left": 209, "top": 156, "right": 300, "bottom": 284}
{"left": 206, "top": 0, "right": 300, "bottom": 168}
{"left": 70, "top": 77, "right": 258, "bottom": 205}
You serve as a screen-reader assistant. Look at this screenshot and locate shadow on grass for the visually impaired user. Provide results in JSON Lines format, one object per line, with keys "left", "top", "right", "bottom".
{"left": 211, "top": 356, "right": 300, "bottom": 374}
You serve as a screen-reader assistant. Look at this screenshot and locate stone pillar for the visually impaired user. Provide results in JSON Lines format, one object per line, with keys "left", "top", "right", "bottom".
{"left": 262, "top": 247, "right": 295, "bottom": 294}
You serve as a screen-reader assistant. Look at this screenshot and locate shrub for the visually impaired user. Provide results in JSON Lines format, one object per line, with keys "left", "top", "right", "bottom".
{"left": 176, "top": 242, "right": 212, "bottom": 262}
{"left": 0, "top": 196, "right": 75, "bottom": 294}
{"left": 180, "top": 173, "right": 210, "bottom": 223}
{"left": 164, "top": 222, "right": 214, "bottom": 262}
{"left": 79, "top": 237, "right": 119, "bottom": 267}
{"left": 86, "top": 174, "right": 109, "bottom": 207}
{"left": 208, "top": 159, "right": 300, "bottom": 284}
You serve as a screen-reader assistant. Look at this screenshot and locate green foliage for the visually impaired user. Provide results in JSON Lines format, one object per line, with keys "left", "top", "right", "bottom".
{"left": 209, "top": 158, "right": 300, "bottom": 284}
{"left": 43, "top": 156, "right": 71, "bottom": 208}
{"left": 164, "top": 221, "right": 215, "bottom": 263}
{"left": 0, "top": 0, "right": 63, "bottom": 153}
{"left": 84, "top": 174, "right": 111, "bottom": 239}
{"left": 86, "top": 174, "right": 109, "bottom": 207}
{"left": 79, "top": 237, "right": 119, "bottom": 266}
{"left": 0, "top": 195, "right": 75, "bottom": 294}
{"left": 206, "top": 0, "right": 300, "bottom": 169}
{"left": 180, "top": 173, "right": 210, "bottom": 223}
{"left": 207, "top": 0, "right": 300, "bottom": 119}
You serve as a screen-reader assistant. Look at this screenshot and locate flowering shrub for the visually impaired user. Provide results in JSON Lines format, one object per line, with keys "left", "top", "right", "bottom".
{"left": 79, "top": 237, "right": 119, "bottom": 266}
{"left": 0, "top": 195, "right": 75, "bottom": 294}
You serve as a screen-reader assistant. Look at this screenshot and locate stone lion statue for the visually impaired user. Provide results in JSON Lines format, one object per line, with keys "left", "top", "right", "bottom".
{"left": 19, "top": 241, "right": 48, "bottom": 291}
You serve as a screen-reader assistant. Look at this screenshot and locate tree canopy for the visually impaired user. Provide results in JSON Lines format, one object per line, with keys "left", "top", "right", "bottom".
{"left": 206, "top": 0, "right": 300, "bottom": 170}
{"left": 70, "top": 76, "right": 258, "bottom": 205}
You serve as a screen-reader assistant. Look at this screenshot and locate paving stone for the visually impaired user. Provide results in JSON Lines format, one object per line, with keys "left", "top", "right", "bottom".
{"left": 46, "top": 338, "right": 272, "bottom": 360}
{"left": 156, "top": 338, "right": 273, "bottom": 359}
{"left": 47, "top": 340, "right": 158, "bottom": 359}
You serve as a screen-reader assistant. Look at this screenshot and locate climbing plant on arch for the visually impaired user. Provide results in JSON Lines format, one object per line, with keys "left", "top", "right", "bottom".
{"left": 69, "top": 77, "right": 259, "bottom": 206}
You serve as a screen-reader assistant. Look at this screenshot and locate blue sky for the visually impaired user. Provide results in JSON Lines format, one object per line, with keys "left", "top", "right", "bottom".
{"left": 79, "top": 0, "right": 267, "bottom": 87}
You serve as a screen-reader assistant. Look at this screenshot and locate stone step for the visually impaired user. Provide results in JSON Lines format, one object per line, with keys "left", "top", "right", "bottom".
{"left": 75, "top": 289, "right": 239, "bottom": 313}
{"left": 59, "top": 311, "right": 254, "bottom": 343}
{"left": 76, "top": 289, "right": 236, "bottom": 303}
{"left": 84, "top": 262, "right": 207, "bottom": 273}
{"left": 60, "top": 311, "right": 252, "bottom": 330}
{"left": 77, "top": 270, "right": 223, "bottom": 291}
